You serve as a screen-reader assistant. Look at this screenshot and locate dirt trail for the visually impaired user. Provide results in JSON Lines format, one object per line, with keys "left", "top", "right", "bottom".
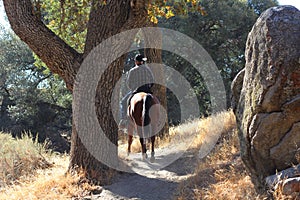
{"left": 88, "top": 148, "right": 198, "bottom": 200}
{"left": 82, "top": 116, "right": 223, "bottom": 200}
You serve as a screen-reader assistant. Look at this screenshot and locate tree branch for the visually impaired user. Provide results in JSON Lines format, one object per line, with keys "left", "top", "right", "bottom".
{"left": 3, "top": 0, "right": 82, "bottom": 91}
{"left": 84, "top": 0, "right": 149, "bottom": 55}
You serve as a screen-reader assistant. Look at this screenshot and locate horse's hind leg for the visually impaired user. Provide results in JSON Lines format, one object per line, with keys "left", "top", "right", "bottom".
{"left": 139, "top": 138, "right": 147, "bottom": 159}
{"left": 150, "top": 136, "right": 155, "bottom": 163}
{"left": 127, "top": 134, "right": 133, "bottom": 156}
{"left": 127, "top": 122, "right": 134, "bottom": 156}
{"left": 151, "top": 136, "right": 155, "bottom": 155}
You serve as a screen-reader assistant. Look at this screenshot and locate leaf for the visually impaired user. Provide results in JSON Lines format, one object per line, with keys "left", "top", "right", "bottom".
{"left": 166, "top": 10, "right": 175, "bottom": 19}
{"left": 150, "top": 16, "right": 158, "bottom": 24}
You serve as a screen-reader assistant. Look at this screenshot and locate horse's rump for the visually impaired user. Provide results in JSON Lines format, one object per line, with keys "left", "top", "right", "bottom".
{"left": 128, "top": 92, "right": 159, "bottom": 130}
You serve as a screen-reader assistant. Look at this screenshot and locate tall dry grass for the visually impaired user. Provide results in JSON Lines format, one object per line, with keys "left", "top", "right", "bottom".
{"left": 0, "top": 132, "right": 51, "bottom": 186}
{"left": 0, "top": 133, "right": 98, "bottom": 200}
{"left": 173, "top": 122, "right": 268, "bottom": 200}
{"left": 120, "top": 110, "right": 237, "bottom": 154}
{"left": 173, "top": 110, "right": 297, "bottom": 200}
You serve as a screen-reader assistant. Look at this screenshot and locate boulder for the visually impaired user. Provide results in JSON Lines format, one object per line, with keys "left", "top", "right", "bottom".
{"left": 281, "top": 177, "right": 300, "bottom": 196}
{"left": 232, "top": 6, "right": 300, "bottom": 191}
{"left": 266, "top": 165, "right": 300, "bottom": 197}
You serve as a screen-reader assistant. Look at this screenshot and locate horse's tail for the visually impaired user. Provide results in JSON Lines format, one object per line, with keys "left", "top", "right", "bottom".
{"left": 142, "top": 94, "right": 152, "bottom": 138}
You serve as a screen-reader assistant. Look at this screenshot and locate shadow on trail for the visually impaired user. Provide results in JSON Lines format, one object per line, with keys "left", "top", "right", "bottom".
{"left": 99, "top": 173, "right": 178, "bottom": 200}
{"left": 162, "top": 149, "right": 198, "bottom": 176}
{"left": 95, "top": 149, "right": 198, "bottom": 200}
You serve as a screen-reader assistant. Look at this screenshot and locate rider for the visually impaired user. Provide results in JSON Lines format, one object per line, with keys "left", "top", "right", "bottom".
{"left": 119, "top": 54, "right": 155, "bottom": 128}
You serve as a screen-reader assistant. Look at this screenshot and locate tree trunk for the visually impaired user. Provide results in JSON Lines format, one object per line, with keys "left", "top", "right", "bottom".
{"left": 69, "top": 0, "right": 132, "bottom": 182}
{"left": 142, "top": 25, "right": 169, "bottom": 136}
{"left": 69, "top": 0, "right": 149, "bottom": 182}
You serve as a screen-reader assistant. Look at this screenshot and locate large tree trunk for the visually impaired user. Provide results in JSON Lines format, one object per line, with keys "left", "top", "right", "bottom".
{"left": 69, "top": 0, "right": 149, "bottom": 182}
{"left": 69, "top": 0, "right": 132, "bottom": 182}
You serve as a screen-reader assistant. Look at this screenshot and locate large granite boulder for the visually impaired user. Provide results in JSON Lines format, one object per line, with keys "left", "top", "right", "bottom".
{"left": 232, "top": 6, "right": 300, "bottom": 191}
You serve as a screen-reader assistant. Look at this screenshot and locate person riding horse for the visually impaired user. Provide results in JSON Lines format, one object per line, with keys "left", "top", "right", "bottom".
{"left": 119, "top": 54, "right": 155, "bottom": 129}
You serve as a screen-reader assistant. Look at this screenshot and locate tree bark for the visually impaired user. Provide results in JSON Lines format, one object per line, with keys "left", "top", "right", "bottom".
{"left": 142, "top": 25, "right": 169, "bottom": 136}
{"left": 69, "top": 0, "right": 150, "bottom": 182}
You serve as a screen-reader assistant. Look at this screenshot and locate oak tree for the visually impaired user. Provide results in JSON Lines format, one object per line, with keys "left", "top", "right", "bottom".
{"left": 3, "top": 0, "right": 203, "bottom": 182}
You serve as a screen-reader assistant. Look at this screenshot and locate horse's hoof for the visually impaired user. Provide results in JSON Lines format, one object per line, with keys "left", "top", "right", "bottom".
{"left": 151, "top": 152, "right": 155, "bottom": 157}
{"left": 150, "top": 156, "right": 155, "bottom": 163}
{"left": 142, "top": 153, "right": 148, "bottom": 160}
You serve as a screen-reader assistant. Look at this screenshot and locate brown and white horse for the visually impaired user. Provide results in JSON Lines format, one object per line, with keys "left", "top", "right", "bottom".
{"left": 127, "top": 92, "right": 160, "bottom": 161}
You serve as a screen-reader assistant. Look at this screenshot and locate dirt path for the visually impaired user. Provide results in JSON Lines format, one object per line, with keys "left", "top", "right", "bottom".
{"left": 87, "top": 148, "right": 198, "bottom": 200}
{"left": 81, "top": 117, "right": 223, "bottom": 200}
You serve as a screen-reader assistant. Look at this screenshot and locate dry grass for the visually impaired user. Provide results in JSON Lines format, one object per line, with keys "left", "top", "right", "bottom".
{"left": 160, "top": 110, "right": 236, "bottom": 148}
{"left": 272, "top": 186, "right": 299, "bottom": 200}
{"left": 1, "top": 111, "right": 296, "bottom": 199}
{"left": 0, "top": 154, "right": 100, "bottom": 200}
{"left": 174, "top": 111, "right": 268, "bottom": 200}
{"left": 174, "top": 110, "right": 299, "bottom": 200}
{"left": 0, "top": 133, "right": 98, "bottom": 200}
{"left": 189, "top": 110, "right": 236, "bottom": 149}
{"left": 0, "top": 132, "right": 51, "bottom": 186}
{"left": 118, "top": 110, "right": 236, "bottom": 154}
{"left": 272, "top": 164, "right": 300, "bottom": 200}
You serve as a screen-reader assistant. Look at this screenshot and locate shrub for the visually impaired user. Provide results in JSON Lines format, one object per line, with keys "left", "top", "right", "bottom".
{"left": 0, "top": 132, "right": 51, "bottom": 186}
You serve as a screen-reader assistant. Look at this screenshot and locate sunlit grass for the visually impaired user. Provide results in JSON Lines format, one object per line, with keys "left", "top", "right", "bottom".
{"left": 119, "top": 110, "right": 236, "bottom": 154}
{"left": 0, "top": 133, "right": 98, "bottom": 200}
{"left": 0, "top": 132, "right": 51, "bottom": 186}
{"left": 173, "top": 110, "right": 294, "bottom": 200}
{"left": 174, "top": 128, "right": 267, "bottom": 200}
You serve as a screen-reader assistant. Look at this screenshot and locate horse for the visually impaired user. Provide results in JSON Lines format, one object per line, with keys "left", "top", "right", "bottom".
{"left": 127, "top": 92, "right": 160, "bottom": 161}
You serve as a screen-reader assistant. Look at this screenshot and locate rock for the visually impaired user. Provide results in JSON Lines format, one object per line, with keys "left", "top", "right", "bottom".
{"left": 231, "top": 68, "right": 245, "bottom": 113}
{"left": 266, "top": 164, "right": 300, "bottom": 187}
{"left": 281, "top": 177, "right": 300, "bottom": 196}
{"left": 91, "top": 186, "right": 103, "bottom": 194}
{"left": 231, "top": 5, "right": 300, "bottom": 191}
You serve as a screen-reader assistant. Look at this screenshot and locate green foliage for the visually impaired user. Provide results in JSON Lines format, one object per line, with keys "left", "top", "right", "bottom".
{"left": 0, "top": 27, "right": 69, "bottom": 114}
{"left": 0, "top": 26, "right": 72, "bottom": 149}
{"left": 159, "top": 0, "right": 278, "bottom": 121}
{"left": 247, "top": 0, "right": 278, "bottom": 15}
{"left": 36, "top": 0, "right": 205, "bottom": 51}
{"left": 0, "top": 27, "right": 36, "bottom": 125}
{"left": 40, "top": 0, "right": 90, "bottom": 53}
{"left": 9, "top": 0, "right": 278, "bottom": 126}
{"left": 0, "top": 132, "right": 51, "bottom": 186}
{"left": 147, "top": 0, "right": 206, "bottom": 23}
{"left": 32, "top": 0, "right": 90, "bottom": 70}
